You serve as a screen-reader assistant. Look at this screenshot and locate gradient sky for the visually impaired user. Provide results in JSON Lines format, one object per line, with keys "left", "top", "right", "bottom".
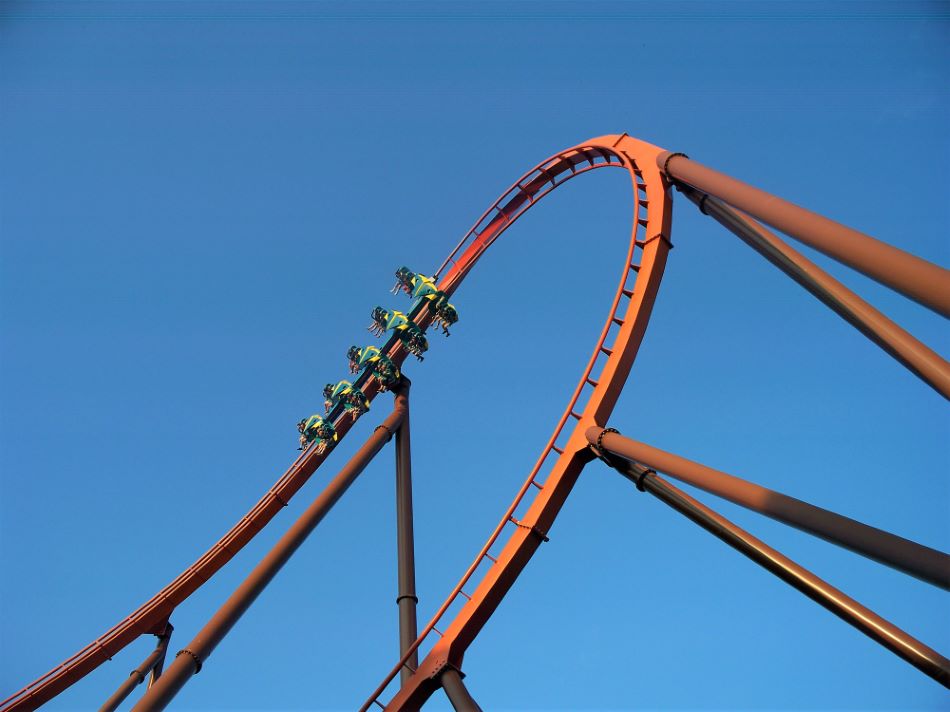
{"left": 1, "top": 2, "right": 948, "bottom": 710}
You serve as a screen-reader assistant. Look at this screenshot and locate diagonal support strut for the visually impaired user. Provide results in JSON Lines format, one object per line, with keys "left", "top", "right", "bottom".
{"left": 674, "top": 182, "right": 950, "bottom": 400}
{"left": 440, "top": 667, "right": 483, "bottom": 712}
{"left": 588, "top": 427, "right": 950, "bottom": 589}
{"left": 588, "top": 428, "right": 950, "bottom": 687}
{"left": 657, "top": 151, "right": 950, "bottom": 317}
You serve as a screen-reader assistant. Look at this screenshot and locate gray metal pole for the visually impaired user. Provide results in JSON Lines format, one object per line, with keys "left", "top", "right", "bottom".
{"left": 394, "top": 378, "right": 420, "bottom": 685}
{"left": 598, "top": 453, "right": 950, "bottom": 687}
{"left": 676, "top": 183, "right": 950, "bottom": 400}
{"left": 441, "top": 668, "right": 483, "bottom": 712}
{"left": 132, "top": 397, "right": 408, "bottom": 712}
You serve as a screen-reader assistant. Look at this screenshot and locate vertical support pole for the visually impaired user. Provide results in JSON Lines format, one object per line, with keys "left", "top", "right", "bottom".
{"left": 440, "top": 667, "right": 483, "bottom": 712}
{"left": 394, "top": 377, "right": 419, "bottom": 685}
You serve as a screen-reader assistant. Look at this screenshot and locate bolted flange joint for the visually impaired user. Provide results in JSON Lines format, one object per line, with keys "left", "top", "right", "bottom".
{"left": 175, "top": 648, "right": 202, "bottom": 674}
{"left": 590, "top": 427, "right": 621, "bottom": 467}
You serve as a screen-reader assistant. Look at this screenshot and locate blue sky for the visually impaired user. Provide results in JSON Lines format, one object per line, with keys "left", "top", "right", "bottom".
{"left": 1, "top": 1, "right": 948, "bottom": 710}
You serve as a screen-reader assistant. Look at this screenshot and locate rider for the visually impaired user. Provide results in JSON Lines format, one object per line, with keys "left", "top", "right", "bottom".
{"left": 393, "top": 266, "right": 440, "bottom": 302}
{"left": 347, "top": 345, "right": 401, "bottom": 391}
{"left": 392, "top": 266, "right": 459, "bottom": 336}
{"left": 296, "top": 415, "right": 338, "bottom": 453}
{"left": 323, "top": 379, "right": 370, "bottom": 419}
{"left": 368, "top": 307, "right": 428, "bottom": 360}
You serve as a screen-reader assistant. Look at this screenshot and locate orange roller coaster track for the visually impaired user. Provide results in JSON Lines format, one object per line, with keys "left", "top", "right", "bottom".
{"left": 2, "top": 134, "right": 947, "bottom": 711}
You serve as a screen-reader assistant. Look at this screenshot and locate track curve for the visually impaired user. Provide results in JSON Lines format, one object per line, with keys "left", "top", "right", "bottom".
{"left": 1, "top": 134, "right": 672, "bottom": 712}
{"left": 364, "top": 134, "right": 673, "bottom": 710}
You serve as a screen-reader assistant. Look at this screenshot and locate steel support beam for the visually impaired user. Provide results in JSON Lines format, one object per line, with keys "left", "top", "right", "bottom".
{"left": 440, "top": 668, "right": 483, "bottom": 712}
{"left": 132, "top": 394, "right": 409, "bottom": 711}
{"left": 657, "top": 151, "right": 950, "bottom": 317}
{"left": 146, "top": 627, "right": 169, "bottom": 691}
{"left": 394, "top": 378, "right": 420, "bottom": 685}
{"left": 99, "top": 623, "right": 172, "bottom": 712}
{"left": 676, "top": 183, "right": 950, "bottom": 400}
{"left": 591, "top": 444, "right": 950, "bottom": 687}
{"left": 587, "top": 428, "right": 950, "bottom": 590}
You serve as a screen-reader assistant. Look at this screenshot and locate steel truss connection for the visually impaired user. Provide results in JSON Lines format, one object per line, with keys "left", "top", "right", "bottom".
{"left": 4, "top": 134, "right": 947, "bottom": 711}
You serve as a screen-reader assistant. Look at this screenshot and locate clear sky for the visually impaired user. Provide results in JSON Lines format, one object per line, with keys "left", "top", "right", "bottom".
{"left": 1, "top": 2, "right": 948, "bottom": 710}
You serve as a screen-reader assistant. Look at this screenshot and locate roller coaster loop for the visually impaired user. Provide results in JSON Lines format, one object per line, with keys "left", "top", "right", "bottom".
{"left": 2, "top": 134, "right": 948, "bottom": 711}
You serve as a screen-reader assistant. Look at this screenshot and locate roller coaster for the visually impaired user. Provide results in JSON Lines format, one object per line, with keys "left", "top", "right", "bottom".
{"left": 2, "top": 134, "right": 948, "bottom": 711}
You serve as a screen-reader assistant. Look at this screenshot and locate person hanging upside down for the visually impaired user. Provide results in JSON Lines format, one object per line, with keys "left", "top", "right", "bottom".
{"left": 346, "top": 345, "right": 401, "bottom": 391}
{"left": 368, "top": 306, "right": 410, "bottom": 335}
{"left": 368, "top": 306, "right": 428, "bottom": 360}
{"left": 296, "top": 415, "right": 338, "bottom": 453}
{"left": 432, "top": 301, "right": 458, "bottom": 336}
{"left": 391, "top": 266, "right": 459, "bottom": 336}
{"left": 323, "top": 379, "right": 370, "bottom": 420}
{"left": 393, "top": 266, "right": 439, "bottom": 301}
